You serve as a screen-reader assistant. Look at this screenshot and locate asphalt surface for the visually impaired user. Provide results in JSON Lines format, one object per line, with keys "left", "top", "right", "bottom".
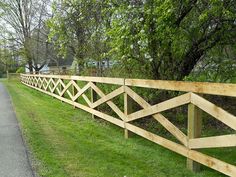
{"left": 0, "top": 83, "right": 34, "bottom": 177}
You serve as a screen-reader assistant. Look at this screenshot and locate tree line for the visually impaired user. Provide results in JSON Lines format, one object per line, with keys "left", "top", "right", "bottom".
{"left": 0, "top": 0, "right": 235, "bottom": 82}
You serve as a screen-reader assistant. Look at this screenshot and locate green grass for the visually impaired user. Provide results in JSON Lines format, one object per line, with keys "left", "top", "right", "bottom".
{"left": 3, "top": 81, "right": 230, "bottom": 177}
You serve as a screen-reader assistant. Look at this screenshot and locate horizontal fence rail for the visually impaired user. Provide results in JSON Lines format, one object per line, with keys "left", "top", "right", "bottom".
{"left": 20, "top": 74, "right": 236, "bottom": 176}
{"left": 7, "top": 73, "right": 21, "bottom": 80}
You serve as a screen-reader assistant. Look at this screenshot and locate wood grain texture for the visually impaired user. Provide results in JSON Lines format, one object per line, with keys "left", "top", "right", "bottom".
{"left": 191, "top": 93, "right": 236, "bottom": 130}
{"left": 125, "top": 123, "right": 236, "bottom": 177}
{"left": 20, "top": 74, "right": 236, "bottom": 177}
{"left": 125, "top": 79, "right": 236, "bottom": 97}
{"left": 127, "top": 93, "right": 191, "bottom": 122}
{"left": 90, "top": 82, "right": 126, "bottom": 120}
{"left": 21, "top": 81, "right": 124, "bottom": 128}
{"left": 91, "top": 86, "right": 124, "bottom": 108}
{"left": 22, "top": 74, "right": 124, "bottom": 85}
{"left": 125, "top": 87, "right": 188, "bottom": 146}
{"left": 189, "top": 134, "right": 236, "bottom": 149}
{"left": 187, "top": 103, "right": 202, "bottom": 172}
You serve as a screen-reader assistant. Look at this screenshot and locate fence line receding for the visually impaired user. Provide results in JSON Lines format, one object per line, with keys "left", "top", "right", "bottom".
{"left": 20, "top": 74, "right": 236, "bottom": 176}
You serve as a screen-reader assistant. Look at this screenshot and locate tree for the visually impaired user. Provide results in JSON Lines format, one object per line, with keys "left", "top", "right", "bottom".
{"left": 107, "top": 0, "right": 236, "bottom": 80}
{"left": 186, "top": 44, "right": 236, "bottom": 83}
{"left": 47, "top": 0, "right": 109, "bottom": 75}
{"left": 0, "top": 0, "right": 51, "bottom": 72}
{"left": 0, "top": 38, "right": 18, "bottom": 73}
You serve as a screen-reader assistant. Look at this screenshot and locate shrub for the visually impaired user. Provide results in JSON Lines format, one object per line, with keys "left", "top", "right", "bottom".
{"left": 16, "top": 67, "right": 25, "bottom": 73}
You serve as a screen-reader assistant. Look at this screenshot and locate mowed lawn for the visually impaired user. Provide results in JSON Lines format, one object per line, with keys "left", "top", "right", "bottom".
{"left": 3, "top": 81, "right": 228, "bottom": 177}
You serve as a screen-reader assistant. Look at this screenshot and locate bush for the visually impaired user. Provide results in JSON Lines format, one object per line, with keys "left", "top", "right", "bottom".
{"left": 16, "top": 67, "right": 25, "bottom": 73}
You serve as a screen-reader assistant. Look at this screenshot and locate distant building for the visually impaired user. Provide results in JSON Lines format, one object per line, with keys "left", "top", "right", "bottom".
{"left": 47, "top": 57, "right": 74, "bottom": 72}
{"left": 25, "top": 56, "right": 117, "bottom": 75}
{"left": 87, "top": 59, "right": 117, "bottom": 68}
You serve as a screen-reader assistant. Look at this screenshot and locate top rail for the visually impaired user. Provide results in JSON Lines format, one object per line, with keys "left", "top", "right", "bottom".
{"left": 125, "top": 79, "right": 236, "bottom": 97}
{"left": 21, "top": 74, "right": 236, "bottom": 97}
{"left": 22, "top": 74, "right": 124, "bottom": 85}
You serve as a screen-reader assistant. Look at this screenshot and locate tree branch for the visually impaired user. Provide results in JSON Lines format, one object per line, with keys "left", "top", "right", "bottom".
{"left": 175, "top": 0, "right": 198, "bottom": 27}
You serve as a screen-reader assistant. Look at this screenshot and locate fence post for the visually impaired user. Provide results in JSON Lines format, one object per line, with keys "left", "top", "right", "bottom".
{"left": 72, "top": 80, "right": 76, "bottom": 108}
{"left": 124, "top": 80, "right": 132, "bottom": 139}
{"left": 7, "top": 70, "right": 9, "bottom": 81}
{"left": 187, "top": 103, "right": 202, "bottom": 172}
{"left": 60, "top": 79, "right": 63, "bottom": 102}
{"left": 51, "top": 78, "right": 55, "bottom": 98}
{"left": 91, "top": 82, "right": 97, "bottom": 119}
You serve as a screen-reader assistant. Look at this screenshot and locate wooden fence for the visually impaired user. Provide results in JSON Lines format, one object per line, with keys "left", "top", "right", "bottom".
{"left": 8, "top": 73, "right": 21, "bottom": 81}
{"left": 20, "top": 74, "right": 236, "bottom": 176}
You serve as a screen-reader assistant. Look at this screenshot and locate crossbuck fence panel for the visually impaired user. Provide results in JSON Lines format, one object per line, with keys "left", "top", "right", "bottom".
{"left": 20, "top": 74, "right": 236, "bottom": 176}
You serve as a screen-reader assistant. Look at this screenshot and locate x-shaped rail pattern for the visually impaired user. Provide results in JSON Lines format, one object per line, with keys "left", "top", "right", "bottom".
{"left": 20, "top": 74, "right": 236, "bottom": 176}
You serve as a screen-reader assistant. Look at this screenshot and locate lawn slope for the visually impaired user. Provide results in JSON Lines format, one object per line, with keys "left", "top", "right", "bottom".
{"left": 4, "top": 81, "right": 226, "bottom": 177}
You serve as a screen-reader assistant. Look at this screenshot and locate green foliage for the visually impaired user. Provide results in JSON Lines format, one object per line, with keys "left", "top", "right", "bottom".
{"left": 0, "top": 42, "right": 18, "bottom": 73}
{"left": 185, "top": 45, "right": 236, "bottom": 83}
{"left": 0, "top": 0, "right": 51, "bottom": 72}
{"left": 1, "top": 0, "right": 236, "bottom": 80}
{"left": 106, "top": 0, "right": 236, "bottom": 80}
{"left": 16, "top": 67, "right": 25, "bottom": 73}
{"left": 47, "top": 0, "right": 108, "bottom": 72}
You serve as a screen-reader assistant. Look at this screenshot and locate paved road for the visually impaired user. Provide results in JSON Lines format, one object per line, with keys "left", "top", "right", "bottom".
{"left": 0, "top": 83, "right": 35, "bottom": 177}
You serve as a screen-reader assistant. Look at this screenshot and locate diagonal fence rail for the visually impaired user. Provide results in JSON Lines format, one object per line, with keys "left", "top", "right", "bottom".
{"left": 20, "top": 74, "right": 236, "bottom": 176}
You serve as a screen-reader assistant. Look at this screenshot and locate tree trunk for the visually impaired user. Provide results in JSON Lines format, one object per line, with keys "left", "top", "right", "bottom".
{"left": 28, "top": 60, "right": 34, "bottom": 73}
